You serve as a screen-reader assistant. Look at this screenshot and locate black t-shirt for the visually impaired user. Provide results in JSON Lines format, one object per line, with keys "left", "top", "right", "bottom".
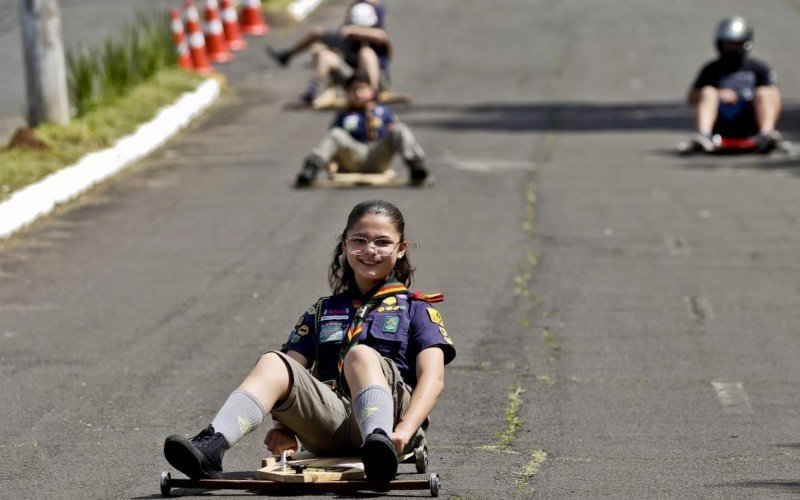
{"left": 691, "top": 58, "right": 777, "bottom": 102}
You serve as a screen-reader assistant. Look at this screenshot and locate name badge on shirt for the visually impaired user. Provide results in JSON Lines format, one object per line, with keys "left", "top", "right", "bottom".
{"left": 320, "top": 322, "right": 345, "bottom": 343}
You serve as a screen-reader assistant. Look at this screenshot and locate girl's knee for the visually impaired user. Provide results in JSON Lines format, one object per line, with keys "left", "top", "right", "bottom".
{"left": 254, "top": 352, "right": 289, "bottom": 376}
{"left": 344, "top": 345, "right": 381, "bottom": 366}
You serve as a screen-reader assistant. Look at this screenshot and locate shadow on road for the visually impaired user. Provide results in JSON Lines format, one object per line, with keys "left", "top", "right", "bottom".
{"left": 771, "top": 443, "right": 800, "bottom": 449}
{"left": 708, "top": 480, "right": 800, "bottom": 494}
{"left": 401, "top": 100, "right": 800, "bottom": 134}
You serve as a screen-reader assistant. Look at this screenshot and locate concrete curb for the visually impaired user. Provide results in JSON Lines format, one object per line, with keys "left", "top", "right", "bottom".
{"left": 0, "top": 78, "right": 221, "bottom": 240}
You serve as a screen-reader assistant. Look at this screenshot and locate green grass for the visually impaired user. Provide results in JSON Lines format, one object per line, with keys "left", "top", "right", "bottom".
{"left": 496, "top": 384, "right": 525, "bottom": 447}
{"left": 0, "top": 68, "right": 204, "bottom": 202}
{"left": 67, "top": 12, "right": 174, "bottom": 118}
{"left": 263, "top": 0, "right": 296, "bottom": 12}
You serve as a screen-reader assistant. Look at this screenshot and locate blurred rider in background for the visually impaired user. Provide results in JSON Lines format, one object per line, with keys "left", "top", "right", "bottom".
{"left": 268, "top": 1, "right": 391, "bottom": 105}
{"left": 686, "top": 16, "right": 782, "bottom": 153}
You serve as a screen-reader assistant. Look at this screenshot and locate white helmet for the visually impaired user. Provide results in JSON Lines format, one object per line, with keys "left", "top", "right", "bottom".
{"left": 347, "top": 3, "right": 378, "bottom": 27}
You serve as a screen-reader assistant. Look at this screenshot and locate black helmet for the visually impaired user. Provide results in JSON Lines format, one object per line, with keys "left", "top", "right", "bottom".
{"left": 715, "top": 16, "right": 753, "bottom": 54}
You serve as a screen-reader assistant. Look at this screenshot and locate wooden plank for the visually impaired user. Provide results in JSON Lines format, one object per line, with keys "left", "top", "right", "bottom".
{"left": 256, "top": 456, "right": 365, "bottom": 483}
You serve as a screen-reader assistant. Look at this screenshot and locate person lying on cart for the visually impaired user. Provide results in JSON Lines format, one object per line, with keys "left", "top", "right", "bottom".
{"left": 686, "top": 16, "right": 782, "bottom": 153}
{"left": 294, "top": 73, "right": 429, "bottom": 187}
{"left": 164, "top": 199, "right": 455, "bottom": 482}
{"left": 268, "top": 1, "right": 391, "bottom": 105}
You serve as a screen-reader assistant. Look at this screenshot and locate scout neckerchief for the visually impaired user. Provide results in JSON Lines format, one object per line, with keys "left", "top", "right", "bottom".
{"left": 336, "top": 277, "right": 408, "bottom": 387}
{"left": 364, "top": 101, "right": 379, "bottom": 141}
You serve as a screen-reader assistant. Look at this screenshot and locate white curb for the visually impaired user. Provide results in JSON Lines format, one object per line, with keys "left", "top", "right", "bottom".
{"left": 287, "top": 0, "right": 324, "bottom": 21}
{"left": 0, "top": 78, "right": 221, "bottom": 240}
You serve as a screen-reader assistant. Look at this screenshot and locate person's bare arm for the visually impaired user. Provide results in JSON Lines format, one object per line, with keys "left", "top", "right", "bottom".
{"left": 391, "top": 348, "right": 444, "bottom": 454}
{"left": 339, "top": 25, "right": 389, "bottom": 45}
{"left": 263, "top": 350, "right": 309, "bottom": 456}
{"left": 687, "top": 87, "right": 702, "bottom": 106}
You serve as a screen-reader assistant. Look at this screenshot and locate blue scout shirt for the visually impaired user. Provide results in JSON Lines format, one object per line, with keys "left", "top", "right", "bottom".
{"left": 281, "top": 292, "right": 456, "bottom": 387}
{"left": 331, "top": 104, "right": 394, "bottom": 143}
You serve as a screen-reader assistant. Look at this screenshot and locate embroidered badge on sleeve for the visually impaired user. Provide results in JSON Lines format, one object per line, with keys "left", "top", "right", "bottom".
{"left": 426, "top": 307, "right": 444, "bottom": 327}
{"left": 438, "top": 326, "right": 454, "bottom": 345}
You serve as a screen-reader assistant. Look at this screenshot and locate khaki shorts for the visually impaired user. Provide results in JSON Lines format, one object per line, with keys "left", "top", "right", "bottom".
{"left": 268, "top": 350, "right": 426, "bottom": 456}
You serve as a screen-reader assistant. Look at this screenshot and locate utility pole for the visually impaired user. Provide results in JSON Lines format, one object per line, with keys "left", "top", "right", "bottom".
{"left": 18, "top": 0, "right": 70, "bottom": 127}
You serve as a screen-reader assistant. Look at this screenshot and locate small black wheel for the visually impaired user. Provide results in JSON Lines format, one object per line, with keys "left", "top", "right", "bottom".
{"left": 160, "top": 471, "right": 172, "bottom": 497}
{"left": 428, "top": 473, "right": 440, "bottom": 497}
{"left": 415, "top": 445, "right": 428, "bottom": 473}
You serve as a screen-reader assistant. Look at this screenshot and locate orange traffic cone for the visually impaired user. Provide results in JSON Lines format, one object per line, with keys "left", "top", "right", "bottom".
{"left": 183, "top": 1, "right": 213, "bottom": 73}
{"left": 219, "top": 0, "right": 247, "bottom": 51}
{"left": 170, "top": 9, "right": 194, "bottom": 70}
{"left": 202, "top": 0, "right": 234, "bottom": 64}
{"left": 239, "top": 0, "right": 270, "bottom": 36}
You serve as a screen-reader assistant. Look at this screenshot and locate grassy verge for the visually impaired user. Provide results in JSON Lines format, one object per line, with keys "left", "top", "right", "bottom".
{"left": 262, "top": 0, "right": 309, "bottom": 25}
{"left": 263, "top": 0, "right": 296, "bottom": 11}
{"left": 0, "top": 68, "right": 204, "bottom": 203}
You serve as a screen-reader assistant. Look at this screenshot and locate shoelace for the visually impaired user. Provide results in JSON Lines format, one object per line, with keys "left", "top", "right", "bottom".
{"left": 193, "top": 428, "right": 219, "bottom": 446}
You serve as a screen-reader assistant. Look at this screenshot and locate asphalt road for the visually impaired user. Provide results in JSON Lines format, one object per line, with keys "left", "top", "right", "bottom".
{"left": 2, "top": 0, "right": 800, "bottom": 498}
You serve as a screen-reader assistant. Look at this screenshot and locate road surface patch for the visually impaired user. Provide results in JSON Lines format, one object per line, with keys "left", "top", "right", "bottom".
{"left": 711, "top": 381, "right": 753, "bottom": 415}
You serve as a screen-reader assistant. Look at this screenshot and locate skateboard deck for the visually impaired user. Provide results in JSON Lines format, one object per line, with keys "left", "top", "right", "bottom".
{"left": 678, "top": 135, "right": 795, "bottom": 156}
{"left": 282, "top": 89, "right": 413, "bottom": 111}
{"left": 378, "top": 91, "right": 412, "bottom": 105}
{"left": 257, "top": 455, "right": 364, "bottom": 483}
{"left": 309, "top": 169, "right": 434, "bottom": 188}
{"left": 160, "top": 445, "right": 437, "bottom": 496}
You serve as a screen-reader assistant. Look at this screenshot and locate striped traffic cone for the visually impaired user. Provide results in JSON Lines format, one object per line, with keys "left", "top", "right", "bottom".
{"left": 169, "top": 9, "right": 194, "bottom": 70}
{"left": 183, "top": 1, "right": 213, "bottom": 73}
{"left": 239, "top": 0, "right": 270, "bottom": 36}
{"left": 219, "top": 0, "right": 247, "bottom": 51}
{"left": 202, "top": 0, "right": 234, "bottom": 64}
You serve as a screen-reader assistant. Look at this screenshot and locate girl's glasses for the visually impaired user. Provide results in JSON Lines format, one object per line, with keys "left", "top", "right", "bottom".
{"left": 345, "top": 237, "right": 400, "bottom": 256}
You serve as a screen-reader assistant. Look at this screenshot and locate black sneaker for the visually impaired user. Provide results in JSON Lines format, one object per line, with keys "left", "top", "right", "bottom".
{"left": 266, "top": 46, "right": 292, "bottom": 67}
{"left": 295, "top": 155, "right": 324, "bottom": 187}
{"left": 689, "top": 132, "right": 716, "bottom": 153}
{"left": 756, "top": 130, "right": 782, "bottom": 154}
{"left": 164, "top": 425, "right": 228, "bottom": 479}
{"left": 361, "top": 428, "right": 398, "bottom": 482}
{"left": 407, "top": 159, "right": 429, "bottom": 186}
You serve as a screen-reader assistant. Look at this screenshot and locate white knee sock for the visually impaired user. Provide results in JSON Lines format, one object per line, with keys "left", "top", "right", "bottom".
{"left": 211, "top": 389, "right": 266, "bottom": 447}
{"left": 353, "top": 385, "right": 394, "bottom": 439}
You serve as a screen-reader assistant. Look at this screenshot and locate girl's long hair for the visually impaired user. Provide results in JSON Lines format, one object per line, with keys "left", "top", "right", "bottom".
{"left": 329, "top": 200, "right": 415, "bottom": 294}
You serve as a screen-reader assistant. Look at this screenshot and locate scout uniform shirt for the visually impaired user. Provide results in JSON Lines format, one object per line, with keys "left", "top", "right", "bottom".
{"left": 331, "top": 104, "right": 394, "bottom": 143}
{"left": 282, "top": 291, "right": 456, "bottom": 387}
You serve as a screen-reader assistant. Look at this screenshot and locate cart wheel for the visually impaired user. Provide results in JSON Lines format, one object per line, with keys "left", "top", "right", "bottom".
{"left": 160, "top": 471, "right": 172, "bottom": 497}
{"left": 428, "top": 473, "right": 440, "bottom": 497}
{"left": 415, "top": 445, "right": 428, "bottom": 473}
